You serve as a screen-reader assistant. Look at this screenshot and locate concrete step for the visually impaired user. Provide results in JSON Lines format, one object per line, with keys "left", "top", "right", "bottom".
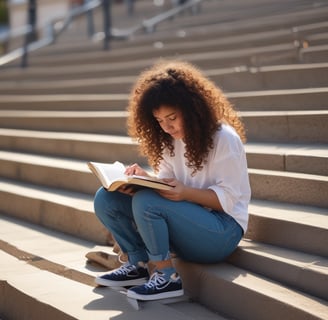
{"left": 0, "top": 94, "right": 128, "bottom": 111}
{"left": 24, "top": 25, "right": 328, "bottom": 69}
{"left": 305, "top": 32, "right": 328, "bottom": 46}
{"left": 0, "top": 128, "right": 146, "bottom": 165}
{"left": 0, "top": 120, "right": 326, "bottom": 163}
{"left": 0, "top": 109, "right": 326, "bottom": 143}
{"left": 0, "top": 178, "right": 107, "bottom": 244}
{"left": 0, "top": 251, "right": 224, "bottom": 320}
{"left": 301, "top": 44, "right": 328, "bottom": 63}
{"left": 0, "top": 150, "right": 101, "bottom": 195}
{"left": 245, "top": 142, "right": 328, "bottom": 176}
{"left": 35, "top": 10, "right": 328, "bottom": 59}
{"left": 242, "top": 110, "right": 328, "bottom": 143}
{"left": 228, "top": 239, "right": 328, "bottom": 301}
{"left": 212, "top": 63, "right": 328, "bottom": 92}
{"left": 228, "top": 88, "right": 328, "bottom": 111}
{"left": 0, "top": 178, "right": 326, "bottom": 258}
{"left": 1, "top": 62, "right": 328, "bottom": 94}
{"left": 33, "top": 17, "right": 327, "bottom": 62}
{"left": 0, "top": 140, "right": 327, "bottom": 195}
{"left": 149, "top": 4, "right": 328, "bottom": 42}
{"left": 247, "top": 199, "right": 328, "bottom": 257}
{"left": 1, "top": 86, "right": 327, "bottom": 110}
{"left": 25, "top": 33, "right": 302, "bottom": 69}
{"left": 121, "top": 1, "right": 328, "bottom": 43}
{"left": 0, "top": 131, "right": 326, "bottom": 207}
{"left": 249, "top": 168, "right": 328, "bottom": 208}
{"left": 175, "top": 259, "right": 328, "bottom": 320}
{"left": 0, "top": 213, "right": 327, "bottom": 320}
{"left": 0, "top": 42, "right": 303, "bottom": 81}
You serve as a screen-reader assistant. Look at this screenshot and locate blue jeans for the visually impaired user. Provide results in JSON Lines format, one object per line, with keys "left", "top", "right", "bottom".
{"left": 94, "top": 187, "right": 243, "bottom": 266}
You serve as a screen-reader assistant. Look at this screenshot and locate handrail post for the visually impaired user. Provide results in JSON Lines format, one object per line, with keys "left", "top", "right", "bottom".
{"left": 21, "top": 0, "right": 37, "bottom": 68}
{"left": 102, "top": 0, "right": 111, "bottom": 50}
{"left": 125, "top": 0, "right": 134, "bottom": 16}
{"left": 85, "top": 0, "right": 95, "bottom": 37}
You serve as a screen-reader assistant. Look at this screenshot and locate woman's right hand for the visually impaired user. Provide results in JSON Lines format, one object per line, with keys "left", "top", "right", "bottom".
{"left": 124, "top": 163, "right": 149, "bottom": 177}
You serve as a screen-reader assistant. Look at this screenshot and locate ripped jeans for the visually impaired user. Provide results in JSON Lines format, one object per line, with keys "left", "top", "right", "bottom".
{"left": 94, "top": 187, "right": 243, "bottom": 266}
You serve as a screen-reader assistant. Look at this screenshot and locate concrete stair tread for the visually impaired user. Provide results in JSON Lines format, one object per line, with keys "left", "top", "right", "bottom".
{"left": 230, "top": 239, "right": 328, "bottom": 300}
{"left": 0, "top": 127, "right": 133, "bottom": 144}
{"left": 249, "top": 168, "right": 328, "bottom": 183}
{"left": 1, "top": 251, "right": 220, "bottom": 320}
{"left": 0, "top": 108, "right": 327, "bottom": 117}
{"left": 0, "top": 214, "right": 226, "bottom": 320}
{"left": 0, "top": 177, "right": 93, "bottom": 212}
{"left": 245, "top": 142, "right": 328, "bottom": 176}
{"left": 20, "top": 24, "right": 326, "bottom": 66}
{"left": 245, "top": 142, "right": 328, "bottom": 158}
{"left": 24, "top": 31, "right": 302, "bottom": 67}
{"left": 0, "top": 148, "right": 326, "bottom": 203}
{"left": 1, "top": 86, "right": 327, "bottom": 100}
{"left": 249, "top": 192, "right": 328, "bottom": 227}
{"left": 1, "top": 142, "right": 327, "bottom": 175}
{"left": 228, "top": 86, "right": 328, "bottom": 98}
{"left": 30, "top": 4, "right": 328, "bottom": 54}
{"left": 0, "top": 177, "right": 326, "bottom": 249}
{"left": 0, "top": 43, "right": 296, "bottom": 79}
{"left": 1, "top": 88, "right": 327, "bottom": 110}
{"left": 247, "top": 199, "right": 327, "bottom": 256}
{"left": 249, "top": 166, "right": 327, "bottom": 208}
{"left": 0, "top": 174, "right": 320, "bottom": 217}
{"left": 1, "top": 63, "right": 328, "bottom": 96}
{"left": 0, "top": 128, "right": 145, "bottom": 165}
{"left": 201, "top": 263, "right": 328, "bottom": 319}
{"left": 1, "top": 214, "right": 327, "bottom": 320}
{"left": 1, "top": 1, "right": 327, "bottom": 318}
{"left": 1, "top": 211, "right": 327, "bottom": 287}
{"left": 0, "top": 94, "right": 129, "bottom": 103}
{"left": 237, "top": 239, "right": 328, "bottom": 275}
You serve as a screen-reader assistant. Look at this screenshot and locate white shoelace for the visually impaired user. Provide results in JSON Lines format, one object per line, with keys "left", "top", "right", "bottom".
{"left": 144, "top": 272, "right": 166, "bottom": 289}
{"left": 112, "top": 263, "right": 136, "bottom": 275}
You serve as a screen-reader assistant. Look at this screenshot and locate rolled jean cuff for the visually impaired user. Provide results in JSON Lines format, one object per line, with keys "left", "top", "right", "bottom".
{"left": 128, "top": 250, "right": 149, "bottom": 266}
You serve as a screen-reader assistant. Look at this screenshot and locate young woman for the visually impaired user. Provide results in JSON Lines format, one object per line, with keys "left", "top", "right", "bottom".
{"left": 93, "top": 60, "right": 251, "bottom": 301}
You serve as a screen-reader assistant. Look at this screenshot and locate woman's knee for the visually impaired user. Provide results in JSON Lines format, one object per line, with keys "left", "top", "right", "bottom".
{"left": 94, "top": 187, "right": 108, "bottom": 217}
{"left": 132, "top": 189, "right": 159, "bottom": 217}
{"left": 93, "top": 187, "right": 121, "bottom": 218}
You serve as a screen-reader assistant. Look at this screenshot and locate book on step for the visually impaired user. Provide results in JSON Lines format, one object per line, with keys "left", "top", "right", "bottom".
{"left": 87, "top": 161, "right": 173, "bottom": 191}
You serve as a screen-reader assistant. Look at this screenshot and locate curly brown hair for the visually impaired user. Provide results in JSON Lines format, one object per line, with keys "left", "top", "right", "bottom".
{"left": 127, "top": 60, "right": 246, "bottom": 174}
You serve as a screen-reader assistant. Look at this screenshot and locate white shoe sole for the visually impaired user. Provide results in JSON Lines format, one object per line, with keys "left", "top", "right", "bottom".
{"left": 95, "top": 277, "right": 148, "bottom": 287}
{"left": 127, "top": 288, "right": 184, "bottom": 301}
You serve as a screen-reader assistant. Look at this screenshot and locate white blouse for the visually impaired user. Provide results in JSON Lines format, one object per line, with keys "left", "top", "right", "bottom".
{"left": 158, "top": 124, "right": 251, "bottom": 233}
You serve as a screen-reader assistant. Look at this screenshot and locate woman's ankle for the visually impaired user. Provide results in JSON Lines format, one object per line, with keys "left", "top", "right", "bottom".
{"left": 148, "top": 259, "right": 176, "bottom": 280}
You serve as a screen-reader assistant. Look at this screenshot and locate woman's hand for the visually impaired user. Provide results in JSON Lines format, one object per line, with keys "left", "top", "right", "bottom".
{"left": 118, "top": 163, "right": 149, "bottom": 196}
{"left": 159, "top": 178, "right": 223, "bottom": 211}
{"left": 157, "top": 178, "right": 187, "bottom": 201}
{"left": 117, "top": 184, "right": 140, "bottom": 196}
{"left": 124, "top": 163, "right": 149, "bottom": 177}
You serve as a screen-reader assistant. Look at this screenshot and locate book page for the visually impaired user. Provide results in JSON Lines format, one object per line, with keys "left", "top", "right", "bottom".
{"left": 91, "top": 161, "right": 126, "bottom": 187}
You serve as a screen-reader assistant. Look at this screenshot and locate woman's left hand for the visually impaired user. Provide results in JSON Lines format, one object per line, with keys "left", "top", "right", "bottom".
{"left": 157, "top": 178, "right": 187, "bottom": 201}
{"left": 158, "top": 178, "right": 223, "bottom": 211}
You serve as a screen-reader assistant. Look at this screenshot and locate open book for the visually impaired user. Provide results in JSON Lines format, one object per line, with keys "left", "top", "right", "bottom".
{"left": 87, "top": 161, "right": 173, "bottom": 191}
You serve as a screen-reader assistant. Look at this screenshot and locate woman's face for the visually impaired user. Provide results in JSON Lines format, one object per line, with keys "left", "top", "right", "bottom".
{"left": 153, "top": 105, "right": 184, "bottom": 139}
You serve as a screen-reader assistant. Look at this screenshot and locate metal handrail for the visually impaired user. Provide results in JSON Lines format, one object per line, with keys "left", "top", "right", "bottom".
{"left": 142, "top": 0, "right": 202, "bottom": 33}
{"left": 0, "top": 0, "right": 204, "bottom": 68}
{"left": 0, "top": 0, "right": 102, "bottom": 67}
{"left": 0, "top": 25, "right": 32, "bottom": 43}
{"left": 92, "top": 0, "right": 203, "bottom": 42}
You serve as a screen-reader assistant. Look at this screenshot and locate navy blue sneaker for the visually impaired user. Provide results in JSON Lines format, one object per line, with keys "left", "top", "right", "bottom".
{"left": 127, "top": 271, "right": 184, "bottom": 301}
{"left": 95, "top": 262, "right": 149, "bottom": 287}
